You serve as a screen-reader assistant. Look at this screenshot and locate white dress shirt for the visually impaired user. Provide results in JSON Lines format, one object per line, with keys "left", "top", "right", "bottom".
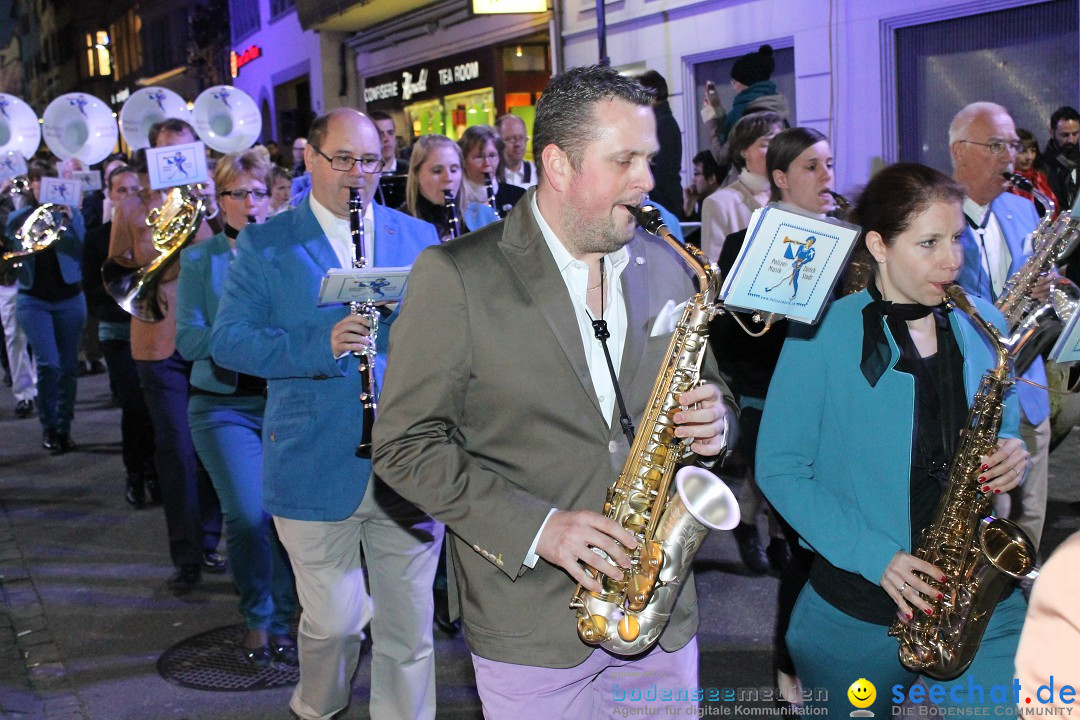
{"left": 504, "top": 160, "right": 537, "bottom": 190}
{"left": 964, "top": 196, "right": 1012, "bottom": 298}
{"left": 309, "top": 193, "right": 375, "bottom": 268}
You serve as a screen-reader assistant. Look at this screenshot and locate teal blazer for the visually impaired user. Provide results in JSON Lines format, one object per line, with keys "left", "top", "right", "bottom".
{"left": 209, "top": 199, "right": 439, "bottom": 521}
{"left": 4, "top": 204, "right": 86, "bottom": 290}
{"left": 177, "top": 232, "right": 238, "bottom": 393}
{"left": 756, "top": 289, "right": 1021, "bottom": 587}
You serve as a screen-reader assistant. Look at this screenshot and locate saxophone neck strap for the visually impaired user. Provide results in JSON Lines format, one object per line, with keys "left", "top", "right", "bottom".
{"left": 588, "top": 257, "right": 636, "bottom": 446}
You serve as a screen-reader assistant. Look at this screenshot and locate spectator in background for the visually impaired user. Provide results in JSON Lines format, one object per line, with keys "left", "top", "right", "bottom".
{"left": 683, "top": 150, "right": 721, "bottom": 249}
{"left": 291, "top": 137, "right": 308, "bottom": 178}
{"left": 369, "top": 110, "right": 409, "bottom": 209}
{"left": 265, "top": 139, "right": 283, "bottom": 167}
{"left": 496, "top": 114, "right": 537, "bottom": 189}
{"left": 268, "top": 166, "right": 292, "bottom": 217}
{"left": 1010, "top": 128, "right": 1059, "bottom": 218}
{"left": 5, "top": 161, "right": 87, "bottom": 453}
{"left": 703, "top": 45, "right": 789, "bottom": 164}
{"left": 700, "top": 111, "right": 783, "bottom": 263}
{"left": 1043, "top": 106, "right": 1079, "bottom": 213}
{"left": 637, "top": 70, "right": 684, "bottom": 219}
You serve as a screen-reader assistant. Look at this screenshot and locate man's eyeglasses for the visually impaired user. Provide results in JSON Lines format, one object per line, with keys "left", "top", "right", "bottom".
{"left": 220, "top": 189, "right": 270, "bottom": 200}
{"left": 959, "top": 139, "right": 1024, "bottom": 155}
{"left": 312, "top": 146, "right": 384, "bottom": 173}
{"left": 502, "top": 135, "right": 529, "bottom": 144}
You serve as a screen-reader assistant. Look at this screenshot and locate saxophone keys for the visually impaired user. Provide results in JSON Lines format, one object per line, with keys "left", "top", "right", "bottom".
{"left": 617, "top": 613, "right": 640, "bottom": 642}
{"left": 577, "top": 615, "right": 608, "bottom": 644}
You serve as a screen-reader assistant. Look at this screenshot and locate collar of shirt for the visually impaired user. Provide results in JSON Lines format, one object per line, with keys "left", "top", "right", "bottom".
{"left": 382, "top": 157, "right": 398, "bottom": 174}
{"left": 530, "top": 192, "right": 630, "bottom": 426}
{"left": 309, "top": 193, "right": 375, "bottom": 268}
{"left": 964, "top": 195, "right": 1010, "bottom": 294}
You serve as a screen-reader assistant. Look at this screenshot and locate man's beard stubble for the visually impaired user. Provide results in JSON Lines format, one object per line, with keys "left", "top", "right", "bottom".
{"left": 562, "top": 202, "right": 637, "bottom": 256}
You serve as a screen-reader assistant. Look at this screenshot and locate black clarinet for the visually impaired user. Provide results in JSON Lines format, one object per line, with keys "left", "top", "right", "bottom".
{"left": 349, "top": 188, "right": 378, "bottom": 459}
{"left": 443, "top": 189, "right": 461, "bottom": 241}
{"left": 484, "top": 172, "right": 500, "bottom": 218}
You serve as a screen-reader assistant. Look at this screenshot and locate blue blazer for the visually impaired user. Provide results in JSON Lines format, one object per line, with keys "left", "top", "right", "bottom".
{"left": 954, "top": 191, "right": 1049, "bottom": 425}
{"left": 4, "top": 204, "right": 86, "bottom": 290}
{"left": 176, "top": 232, "right": 239, "bottom": 393}
{"left": 756, "top": 289, "right": 1021, "bottom": 587}
{"left": 210, "top": 198, "right": 440, "bottom": 520}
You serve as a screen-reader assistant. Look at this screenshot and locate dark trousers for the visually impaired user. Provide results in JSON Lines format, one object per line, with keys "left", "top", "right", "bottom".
{"left": 16, "top": 293, "right": 86, "bottom": 434}
{"left": 136, "top": 351, "right": 221, "bottom": 567}
{"left": 100, "top": 339, "right": 155, "bottom": 477}
{"left": 740, "top": 406, "right": 813, "bottom": 676}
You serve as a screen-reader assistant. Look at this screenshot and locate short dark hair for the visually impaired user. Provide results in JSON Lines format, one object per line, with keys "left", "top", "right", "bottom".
{"left": 766, "top": 126, "right": 828, "bottom": 202}
{"left": 368, "top": 110, "right": 393, "bottom": 124}
{"left": 27, "top": 160, "right": 57, "bottom": 183}
{"left": 149, "top": 118, "right": 197, "bottom": 148}
{"left": 532, "top": 64, "right": 654, "bottom": 177}
{"left": 727, "top": 111, "right": 783, "bottom": 170}
{"left": 693, "top": 150, "right": 721, "bottom": 184}
{"left": 106, "top": 164, "right": 136, "bottom": 191}
{"left": 1050, "top": 106, "right": 1080, "bottom": 132}
{"left": 636, "top": 70, "right": 668, "bottom": 102}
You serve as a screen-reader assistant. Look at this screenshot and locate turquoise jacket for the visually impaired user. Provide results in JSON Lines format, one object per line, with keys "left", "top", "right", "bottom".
{"left": 756, "top": 289, "right": 1021, "bottom": 587}
{"left": 176, "top": 232, "right": 239, "bottom": 394}
{"left": 209, "top": 198, "right": 439, "bottom": 521}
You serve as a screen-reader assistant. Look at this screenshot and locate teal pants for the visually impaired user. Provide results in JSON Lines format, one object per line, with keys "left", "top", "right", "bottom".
{"left": 787, "top": 585, "right": 1027, "bottom": 715}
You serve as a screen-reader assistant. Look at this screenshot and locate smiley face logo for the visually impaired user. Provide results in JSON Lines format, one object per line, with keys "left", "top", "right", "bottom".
{"left": 848, "top": 678, "right": 876, "bottom": 709}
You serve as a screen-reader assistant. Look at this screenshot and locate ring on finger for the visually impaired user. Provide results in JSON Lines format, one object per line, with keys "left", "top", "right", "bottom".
{"left": 898, "top": 581, "right": 908, "bottom": 594}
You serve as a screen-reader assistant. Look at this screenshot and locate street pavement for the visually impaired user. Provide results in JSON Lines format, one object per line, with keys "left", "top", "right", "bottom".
{"left": 1, "top": 370, "right": 1078, "bottom": 719}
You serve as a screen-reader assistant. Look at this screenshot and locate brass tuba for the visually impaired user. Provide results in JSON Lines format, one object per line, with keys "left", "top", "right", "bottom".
{"left": 569, "top": 204, "right": 740, "bottom": 655}
{"left": 102, "top": 185, "right": 205, "bottom": 322}
{"left": 888, "top": 285, "right": 1040, "bottom": 680}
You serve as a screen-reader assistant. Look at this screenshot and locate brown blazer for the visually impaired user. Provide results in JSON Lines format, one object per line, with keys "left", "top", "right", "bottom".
{"left": 107, "top": 190, "right": 212, "bottom": 361}
{"left": 1015, "top": 530, "right": 1080, "bottom": 706}
{"left": 372, "top": 190, "right": 733, "bottom": 667}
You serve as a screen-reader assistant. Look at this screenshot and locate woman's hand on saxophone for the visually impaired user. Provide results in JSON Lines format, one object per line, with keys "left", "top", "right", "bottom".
{"left": 881, "top": 550, "right": 947, "bottom": 622}
{"left": 673, "top": 383, "right": 736, "bottom": 458}
{"left": 536, "top": 511, "right": 638, "bottom": 594}
{"left": 979, "top": 437, "right": 1030, "bottom": 494}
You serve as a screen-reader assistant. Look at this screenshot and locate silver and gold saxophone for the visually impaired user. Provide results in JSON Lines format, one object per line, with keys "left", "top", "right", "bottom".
{"left": 995, "top": 173, "right": 1080, "bottom": 375}
{"left": 888, "top": 285, "right": 1040, "bottom": 680}
{"left": 569, "top": 204, "right": 740, "bottom": 656}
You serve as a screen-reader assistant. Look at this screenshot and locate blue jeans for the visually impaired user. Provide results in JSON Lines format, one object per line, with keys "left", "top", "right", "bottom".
{"left": 136, "top": 352, "right": 221, "bottom": 567}
{"left": 189, "top": 393, "right": 297, "bottom": 633}
{"left": 16, "top": 292, "right": 85, "bottom": 434}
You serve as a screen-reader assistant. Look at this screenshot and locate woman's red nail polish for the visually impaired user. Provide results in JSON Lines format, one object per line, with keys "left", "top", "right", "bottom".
{"left": 907, "top": 613, "right": 913, "bottom": 620}
{"left": 925, "top": 608, "right": 933, "bottom": 616}
{"left": 940, "top": 576, "right": 948, "bottom": 582}
{"left": 981, "top": 464, "right": 989, "bottom": 471}
{"left": 937, "top": 593, "right": 944, "bottom": 600}
{"left": 979, "top": 476, "right": 986, "bottom": 483}
{"left": 982, "top": 485, "right": 990, "bottom": 492}
{"left": 994, "top": 489, "right": 1001, "bottom": 494}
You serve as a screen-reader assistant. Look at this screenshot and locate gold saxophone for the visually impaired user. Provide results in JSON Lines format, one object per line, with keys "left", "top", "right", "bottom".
{"left": 888, "top": 285, "right": 1040, "bottom": 680}
{"left": 995, "top": 173, "right": 1080, "bottom": 375}
{"left": 569, "top": 204, "right": 740, "bottom": 656}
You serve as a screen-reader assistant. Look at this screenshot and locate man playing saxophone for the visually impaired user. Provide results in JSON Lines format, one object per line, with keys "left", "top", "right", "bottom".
{"left": 373, "top": 65, "right": 737, "bottom": 717}
{"left": 757, "top": 163, "right": 1030, "bottom": 716}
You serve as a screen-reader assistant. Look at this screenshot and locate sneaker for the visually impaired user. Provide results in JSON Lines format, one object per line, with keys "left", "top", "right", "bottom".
{"left": 14, "top": 399, "right": 34, "bottom": 418}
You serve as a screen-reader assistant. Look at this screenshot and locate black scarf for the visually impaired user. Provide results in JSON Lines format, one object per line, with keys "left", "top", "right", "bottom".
{"left": 860, "top": 282, "right": 949, "bottom": 387}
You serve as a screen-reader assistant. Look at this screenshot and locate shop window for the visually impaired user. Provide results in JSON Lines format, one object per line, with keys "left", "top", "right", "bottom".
{"left": 691, "top": 46, "right": 796, "bottom": 160}
{"left": 895, "top": 0, "right": 1078, "bottom": 171}
{"left": 230, "top": 0, "right": 261, "bottom": 45}
{"left": 84, "top": 30, "right": 112, "bottom": 79}
{"left": 270, "top": 0, "right": 296, "bottom": 20}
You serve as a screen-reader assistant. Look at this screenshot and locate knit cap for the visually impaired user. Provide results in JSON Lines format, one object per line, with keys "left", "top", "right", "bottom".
{"left": 731, "top": 45, "right": 775, "bottom": 86}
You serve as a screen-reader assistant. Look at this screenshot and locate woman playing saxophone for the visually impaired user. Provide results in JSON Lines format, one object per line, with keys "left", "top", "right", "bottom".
{"left": 756, "top": 163, "right": 1030, "bottom": 715}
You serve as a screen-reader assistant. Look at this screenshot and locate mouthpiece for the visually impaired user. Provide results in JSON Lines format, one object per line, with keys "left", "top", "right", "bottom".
{"left": 623, "top": 204, "right": 668, "bottom": 236}
{"left": 246, "top": 214, "right": 257, "bottom": 225}
{"left": 1002, "top": 172, "right": 1033, "bottom": 193}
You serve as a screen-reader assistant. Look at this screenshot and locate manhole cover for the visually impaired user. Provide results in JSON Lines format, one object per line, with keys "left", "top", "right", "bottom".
{"left": 157, "top": 623, "right": 299, "bottom": 691}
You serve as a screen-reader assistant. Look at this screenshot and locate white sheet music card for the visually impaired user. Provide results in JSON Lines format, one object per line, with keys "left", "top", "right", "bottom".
{"left": 721, "top": 203, "right": 861, "bottom": 325}
{"left": 38, "top": 177, "right": 82, "bottom": 206}
{"left": 0, "top": 152, "right": 27, "bottom": 182}
{"left": 70, "top": 170, "right": 102, "bottom": 192}
{"left": 1049, "top": 303, "right": 1080, "bottom": 364}
{"left": 146, "top": 141, "right": 209, "bottom": 190}
{"left": 318, "top": 266, "right": 411, "bottom": 306}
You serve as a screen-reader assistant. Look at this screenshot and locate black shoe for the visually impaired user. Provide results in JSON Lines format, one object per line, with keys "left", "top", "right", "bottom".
{"left": 55, "top": 433, "right": 77, "bottom": 454}
{"left": 245, "top": 645, "right": 272, "bottom": 669}
{"left": 202, "top": 551, "right": 227, "bottom": 574}
{"left": 76, "top": 361, "right": 91, "bottom": 377}
{"left": 125, "top": 475, "right": 146, "bottom": 508}
{"left": 167, "top": 565, "right": 201, "bottom": 594}
{"left": 145, "top": 474, "right": 162, "bottom": 504}
{"left": 14, "top": 399, "right": 34, "bottom": 418}
{"left": 42, "top": 429, "right": 60, "bottom": 451}
{"left": 433, "top": 588, "right": 461, "bottom": 635}
{"left": 88, "top": 360, "right": 106, "bottom": 375}
{"left": 2, "top": 372, "right": 11, "bottom": 387}
{"left": 766, "top": 538, "right": 791, "bottom": 573}
{"left": 269, "top": 635, "right": 298, "bottom": 665}
{"left": 732, "top": 522, "right": 770, "bottom": 575}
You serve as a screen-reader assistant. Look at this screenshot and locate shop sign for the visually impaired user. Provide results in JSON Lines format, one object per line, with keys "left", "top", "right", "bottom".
{"left": 364, "top": 50, "right": 491, "bottom": 105}
{"left": 230, "top": 45, "right": 263, "bottom": 79}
